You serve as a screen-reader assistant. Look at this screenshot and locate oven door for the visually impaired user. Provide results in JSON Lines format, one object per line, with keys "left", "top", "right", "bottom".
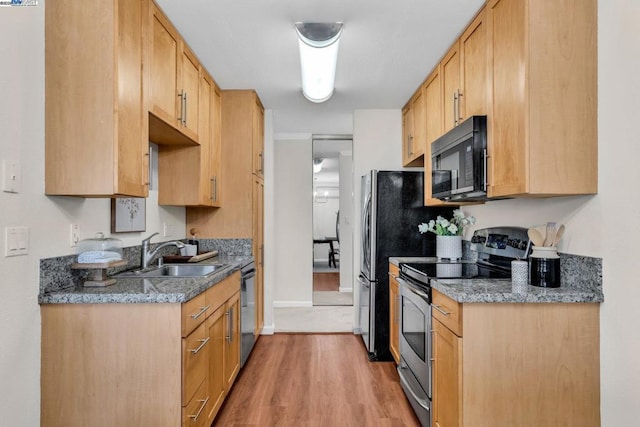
{"left": 398, "top": 277, "right": 432, "bottom": 398}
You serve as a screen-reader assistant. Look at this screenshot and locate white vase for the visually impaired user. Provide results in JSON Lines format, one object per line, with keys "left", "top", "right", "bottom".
{"left": 436, "top": 235, "right": 462, "bottom": 260}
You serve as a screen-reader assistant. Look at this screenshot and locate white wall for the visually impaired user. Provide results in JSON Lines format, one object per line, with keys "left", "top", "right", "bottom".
{"left": 0, "top": 7, "right": 186, "bottom": 425}
{"left": 272, "top": 137, "right": 313, "bottom": 306}
{"left": 338, "top": 152, "right": 354, "bottom": 292}
{"left": 262, "top": 110, "right": 275, "bottom": 333}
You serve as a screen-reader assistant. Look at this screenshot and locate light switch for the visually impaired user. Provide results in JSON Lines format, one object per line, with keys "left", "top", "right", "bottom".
{"left": 5, "top": 226, "right": 29, "bottom": 257}
{"left": 2, "top": 160, "right": 21, "bottom": 193}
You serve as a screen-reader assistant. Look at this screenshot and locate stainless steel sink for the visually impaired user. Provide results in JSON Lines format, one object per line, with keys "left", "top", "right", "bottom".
{"left": 114, "top": 263, "right": 229, "bottom": 278}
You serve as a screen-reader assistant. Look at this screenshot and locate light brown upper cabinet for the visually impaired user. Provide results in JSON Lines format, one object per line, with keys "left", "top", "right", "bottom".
{"left": 459, "top": 8, "right": 488, "bottom": 119}
{"left": 149, "top": 1, "right": 200, "bottom": 146}
{"left": 486, "top": 0, "right": 597, "bottom": 198}
{"left": 402, "top": 87, "right": 426, "bottom": 167}
{"left": 252, "top": 97, "right": 265, "bottom": 178}
{"left": 45, "top": 0, "right": 149, "bottom": 197}
{"left": 441, "top": 42, "right": 462, "bottom": 134}
{"left": 158, "top": 72, "right": 222, "bottom": 207}
{"left": 442, "top": 8, "right": 488, "bottom": 134}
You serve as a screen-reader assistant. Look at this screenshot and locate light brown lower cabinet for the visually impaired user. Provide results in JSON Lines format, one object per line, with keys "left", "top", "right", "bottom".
{"left": 431, "top": 289, "right": 600, "bottom": 427}
{"left": 41, "top": 271, "right": 241, "bottom": 427}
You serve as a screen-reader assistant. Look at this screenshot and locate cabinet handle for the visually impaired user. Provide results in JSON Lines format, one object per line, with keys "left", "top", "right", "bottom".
{"left": 432, "top": 304, "right": 450, "bottom": 317}
{"left": 187, "top": 396, "right": 210, "bottom": 421}
{"left": 258, "top": 152, "right": 264, "bottom": 173}
{"left": 210, "top": 176, "right": 218, "bottom": 202}
{"left": 457, "top": 89, "right": 464, "bottom": 123}
{"left": 226, "top": 308, "right": 233, "bottom": 343}
{"left": 178, "top": 90, "right": 184, "bottom": 124}
{"left": 190, "top": 337, "right": 210, "bottom": 354}
{"left": 483, "top": 149, "right": 488, "bottom": 191}
{"left": 190, "top": 305, "right": 210, "bottom": 320}
{"left": 183, "top": 92, "right": 188, "bottom": 126}
{"left": 260, "top": 244, "right": 264, "bottom": 266}
{"left": 395, "top": 295, "right": 401, "bottom": 323}
{"left": 453, "top": 91, "right": 458, "bottom": 126}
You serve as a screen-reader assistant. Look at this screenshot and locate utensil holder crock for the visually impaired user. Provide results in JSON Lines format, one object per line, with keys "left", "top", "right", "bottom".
{"left": 528, "top": 246, "right": 560, "bottom": 288}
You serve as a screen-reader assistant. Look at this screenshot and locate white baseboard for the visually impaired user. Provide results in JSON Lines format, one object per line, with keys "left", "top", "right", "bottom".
{"left": 272, "top": 300, "right": 313, "bottom": 308}
{"left": 339, "top": 286, "right": 353, "bottom": 293}
{"left": 261, "top": 324, "right": 275, "bottom": 335}
{"left": 353, "top": 327, "right": 362, "bottom": 334}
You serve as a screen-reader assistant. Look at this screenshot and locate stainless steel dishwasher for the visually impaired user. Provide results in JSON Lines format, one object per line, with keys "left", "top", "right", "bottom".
{"left": 240, "top": 260, "right": 257, "bottom": 367}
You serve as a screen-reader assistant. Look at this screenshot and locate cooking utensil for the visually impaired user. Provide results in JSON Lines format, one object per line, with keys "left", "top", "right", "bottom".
{"left": 544, "top": 222, "right": 557, "bottom": 246}
{"left": 527, "top": 228, "right": 545, "bottom": 247}
{"left": 552, "top": 224, "right": 565, "bottom": 246}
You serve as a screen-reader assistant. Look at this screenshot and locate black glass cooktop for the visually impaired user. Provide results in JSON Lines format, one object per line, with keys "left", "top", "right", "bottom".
{"left": 401, "top": 261, "right": 479, "bottom": 285}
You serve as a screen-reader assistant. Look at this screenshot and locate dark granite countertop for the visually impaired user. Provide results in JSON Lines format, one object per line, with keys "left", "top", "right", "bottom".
{"left": 38, "top": 255, "right": 253, "bottom": 304}
{"left": 389, "top": 256, "right": 604, "bottom": 304}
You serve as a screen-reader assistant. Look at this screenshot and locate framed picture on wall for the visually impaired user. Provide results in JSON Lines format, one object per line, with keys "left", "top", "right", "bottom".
{"left": 111, "top": 197, "right": 146, "bottom": 233}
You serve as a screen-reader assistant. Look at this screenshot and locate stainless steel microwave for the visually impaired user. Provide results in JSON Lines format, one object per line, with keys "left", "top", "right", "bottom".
{"left": 431, "top": 115, "right": 487, "bottom": 201}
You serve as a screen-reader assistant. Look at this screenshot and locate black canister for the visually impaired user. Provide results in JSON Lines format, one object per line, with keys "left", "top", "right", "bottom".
{"left": 529, "top": 257, "right": 560, "bottom": 287}
{"left": 528, "top": 246, "right": 561, "bottom": 288}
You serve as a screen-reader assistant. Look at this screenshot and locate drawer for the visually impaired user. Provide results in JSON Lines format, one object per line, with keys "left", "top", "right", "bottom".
{"left": 205, "top": 271, "right": 240, "bottom": 312}
{"left": 182, "top": 292, "right": 209, "bottom": 337}
{"left": 432, "top": 289, "right": 463, "bottom": 337}
{"left": 182, "top": 378, "right": 210, "bottom": 427}
{"left": 182, "top": 322, "right": 209, "bottom": 404}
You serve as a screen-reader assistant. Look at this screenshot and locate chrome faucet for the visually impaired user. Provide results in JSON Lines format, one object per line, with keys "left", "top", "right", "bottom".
{"left": 141, "top": 232, "right": 185, "bottom": 269}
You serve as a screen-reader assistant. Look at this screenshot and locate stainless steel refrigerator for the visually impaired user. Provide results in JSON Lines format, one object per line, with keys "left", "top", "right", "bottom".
{"left": 358, "top": 170, "right": 452, "bottom": 361}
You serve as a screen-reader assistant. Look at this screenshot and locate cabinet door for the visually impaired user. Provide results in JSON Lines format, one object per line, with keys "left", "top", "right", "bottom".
{"left": 210, "top": 84, "right": 222, "bottom": 206}
{"left": 388, "top": 265, "right": 400, "bottom": 364}
{"left": 198, "top": 73, "right": 213, "bottom": 205}
{"left": 252, "top": 97, "right": 265, "bottom": 177}
{"left": 150, "top": 4, "right": 179, "bottom": 126}
{"left": 460, "top": 8, "right": 488, "bottom": 119}
{"left": 206, "top": 305, "right": 227, "bottom": 423}
{"left": 401, "top": 103, "right": 414, "bottom": 166}
{"left": 411, "top": 88, "right": 426, "bottom": 161}
{"left": 179, "top": 45, "right": 200, "bottom": 142}
{"left": 433, "top": 319, "right": 462, "bottom": 427}
{"left": 224, "top": 292, "right": 241, "bottom": 390}
{"left": 487, "top": 0, "right": 527, "bottom": 198}
{"left": 423, "top": 68, "right": 445, "bottom": 206}
{"left": 441, "top": 42, "right": 461, "bottom": 133}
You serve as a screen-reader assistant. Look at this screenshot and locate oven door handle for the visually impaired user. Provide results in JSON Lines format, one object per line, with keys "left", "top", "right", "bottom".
{"left": 398, "top": 364, "right": 431, "bottom": 412}
{"left": 397, "top": 277, "right": 430, "bottom": 300}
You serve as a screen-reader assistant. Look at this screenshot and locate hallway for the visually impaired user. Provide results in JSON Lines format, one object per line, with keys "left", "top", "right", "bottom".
{"left": 213, "top": 334, "right": 420, "bottom": 426}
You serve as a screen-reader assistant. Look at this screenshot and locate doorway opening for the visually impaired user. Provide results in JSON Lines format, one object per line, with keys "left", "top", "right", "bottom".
{"left": 312, "top": 135, "right": 353, "bottom": 306}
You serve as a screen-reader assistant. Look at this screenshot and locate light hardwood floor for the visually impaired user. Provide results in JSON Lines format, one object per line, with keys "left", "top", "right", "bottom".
{"left": 213, "top": 334, "right": 420, "bottom": 426}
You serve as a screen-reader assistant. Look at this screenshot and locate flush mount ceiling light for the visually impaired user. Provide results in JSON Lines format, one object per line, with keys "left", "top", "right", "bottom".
{"left": 295, "top": 22, "right": 343, "bottom": 103}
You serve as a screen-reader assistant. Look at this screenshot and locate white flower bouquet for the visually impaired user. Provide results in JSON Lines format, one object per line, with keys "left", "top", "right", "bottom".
{"left": 418, "top": 209, "right": 476, "bottom": 236}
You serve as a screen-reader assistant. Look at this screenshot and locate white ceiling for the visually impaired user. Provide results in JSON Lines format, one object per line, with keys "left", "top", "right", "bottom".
{"left": 155, "top": 0, "right": 485, "bottom": 135}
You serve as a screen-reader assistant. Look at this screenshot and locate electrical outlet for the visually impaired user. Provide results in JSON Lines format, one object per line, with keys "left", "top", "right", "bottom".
{"left": 70, "top": 224, "right": 79, "bottom": 247}
{"left": 163, "top": 222, "right": 174, "bottom": 237}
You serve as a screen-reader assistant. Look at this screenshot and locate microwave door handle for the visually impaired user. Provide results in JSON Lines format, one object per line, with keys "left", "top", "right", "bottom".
{"left": 483, "top": 148, "right": 488, "bottom": 192}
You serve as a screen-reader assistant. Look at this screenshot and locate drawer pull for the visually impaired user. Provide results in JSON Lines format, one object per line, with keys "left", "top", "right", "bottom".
{"left": 188, "top": 396, "right": 209, "bottom": 422}
{"left": 190, "top": 337, "right": 210, "bottom": 354}
{"left": 432, "top": 304, "right": 450, "bottom": 317}
{"left": 190, "top": 305, "right": 210, "bottom": 320}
